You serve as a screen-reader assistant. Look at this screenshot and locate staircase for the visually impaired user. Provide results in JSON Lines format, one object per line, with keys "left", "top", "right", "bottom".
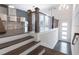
{"left": 0, "top": 34, "right": 45, "bottom": 55}
{"left": 0, "top": 33, "right": 65, "bottom": 55}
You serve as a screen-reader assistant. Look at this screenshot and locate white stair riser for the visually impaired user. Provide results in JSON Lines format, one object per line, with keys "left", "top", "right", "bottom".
{"left": 0, "top": 34, "right": 30, "bottom": 44}
{"left": 20, "top": 43, "right": 40, "bottom": 55}
{"left": 0, "top": 39, "right": 34, "bottom": 55}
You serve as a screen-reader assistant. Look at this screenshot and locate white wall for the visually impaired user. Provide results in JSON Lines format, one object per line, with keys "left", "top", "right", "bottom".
{"left": 34, "top": 28, "right": 58, "bottom": 49}
{"left": 71, "top": 4, "right": 79, "bottom": 55}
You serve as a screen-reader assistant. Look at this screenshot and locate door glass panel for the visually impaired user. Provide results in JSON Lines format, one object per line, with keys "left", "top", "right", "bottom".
{"left": 61, "top": 22, "right": 68, "bottom": 40}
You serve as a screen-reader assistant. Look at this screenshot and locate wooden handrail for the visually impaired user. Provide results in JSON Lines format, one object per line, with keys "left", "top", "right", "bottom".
{"left": 72, "top": 33, "right": 79, "bottom": 45}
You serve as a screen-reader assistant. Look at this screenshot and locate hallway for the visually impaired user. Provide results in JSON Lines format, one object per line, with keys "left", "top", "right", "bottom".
{"left": 54, "top": 40, "right": 72, "bottom": 55}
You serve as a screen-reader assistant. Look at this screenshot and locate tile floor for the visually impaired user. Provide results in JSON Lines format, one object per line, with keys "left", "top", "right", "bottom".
{"left": 54, "top": 40, "right": 72, "bottom": 55}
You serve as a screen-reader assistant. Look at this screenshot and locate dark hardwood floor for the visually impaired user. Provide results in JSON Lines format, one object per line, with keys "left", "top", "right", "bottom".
{"left": 43, "top": 46, "right": 65, "bottom": 55}
{"left": 28, "top": 45, "right": 65, "bottom": 55}
{"left": 28, "top": 46, "right": 45, "bottom": 55}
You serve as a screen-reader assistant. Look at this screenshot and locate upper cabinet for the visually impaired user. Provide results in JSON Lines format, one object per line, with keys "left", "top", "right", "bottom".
{"left": 0, "top": 5, "right": 8, "bottom": 21}
{"left": 16, "top": 9, "right": 27, "bottom": 17}
{"left": 0, "top": 6, "right": 8, "bottom": 14}
{"left": 8, "top": 8, "right": 16, "bottom": 16}
{"left": 0, "top": 14, "right": 7, "bottom": 21}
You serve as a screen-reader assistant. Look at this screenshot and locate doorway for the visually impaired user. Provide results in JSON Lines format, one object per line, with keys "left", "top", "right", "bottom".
{"left": 61, "top": 22, "right": 68, "bottom": 41}
{"left": 59, "top": 21, "right": 71, "bottom": 42}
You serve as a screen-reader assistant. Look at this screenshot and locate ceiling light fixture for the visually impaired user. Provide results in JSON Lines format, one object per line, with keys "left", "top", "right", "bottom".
{"left": 59, "top": 4, "right": 69, "bottom": 10}
{"left": 8, "top": 5, "right": 15, "bottom": 8}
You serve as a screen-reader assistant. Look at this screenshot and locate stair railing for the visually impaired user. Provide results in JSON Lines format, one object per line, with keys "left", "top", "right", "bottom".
{"left": 72, "top": 33, "right": 79, "bottom": 45}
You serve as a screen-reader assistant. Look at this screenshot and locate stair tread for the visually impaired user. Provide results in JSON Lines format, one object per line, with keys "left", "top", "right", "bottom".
{"left": 0, "top": 36, "right": 34, "bottom": 49}
{"left": 4, "top": 41, "right": 38, "bottom": 55}
{"left": 28, "top": 46, "right": 45, "bottom": 55}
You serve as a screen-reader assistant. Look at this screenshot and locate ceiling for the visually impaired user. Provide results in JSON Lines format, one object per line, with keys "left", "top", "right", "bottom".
{"left": 8, "top": 4, "right": 59, "bottom": 11}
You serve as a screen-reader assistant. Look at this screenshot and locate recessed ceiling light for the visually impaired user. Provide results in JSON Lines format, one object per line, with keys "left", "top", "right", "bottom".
{"left": 66, "top": 5, "right": 69, "bottom": 9}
